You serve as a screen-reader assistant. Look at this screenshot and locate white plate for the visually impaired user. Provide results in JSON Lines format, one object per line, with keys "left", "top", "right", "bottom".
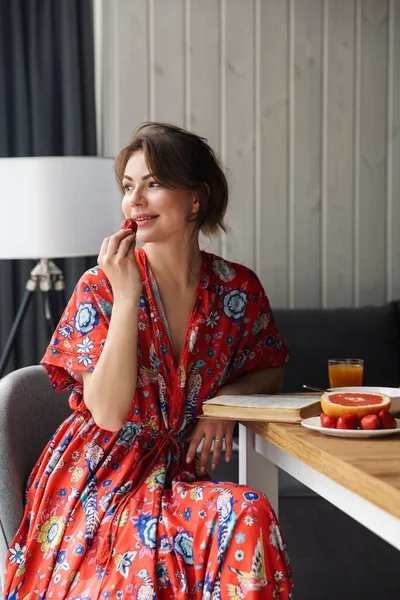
{"left": 301, "top": 417, "right": 400, "bottom": 438}
{"left": 328, "top": 386, "right": 400, "bottom": 415}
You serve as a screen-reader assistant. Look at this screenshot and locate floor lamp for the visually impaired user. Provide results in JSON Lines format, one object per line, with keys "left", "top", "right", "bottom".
{"left": 0, "top": 156, "right": 123, "bottom": 378}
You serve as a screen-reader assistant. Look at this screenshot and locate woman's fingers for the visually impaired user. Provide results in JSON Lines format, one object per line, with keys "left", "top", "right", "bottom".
{"left": 106, "top": 229, "right": 134, "bottom": 256}
{"left": 126, "top": 238, "right": 137, "bottom": 258}
{"left": 186, "top": 420, "right": 236, "bottom": 474}
{"left": 96, "top": 227, "right": 143, "bottom": 296}
{"left": 199, "top": 435, "right": 213, "bottom": 474}
{"left": 98, "top": 236, "right": 110, "bottom": 262}
{"left": 211, "top": 435, "right": 225, "bottom": 471}
{"left": 98, "top": 228, "right": 136, "bottom": 266}
{"left": 117, "top": 232, "right": 136, "bottom": 258}
{"left": 224, "top": 423, "right": 234, "bottom": 463}
{"left": 186, "top": 434, "right": 203, "bottom": 465}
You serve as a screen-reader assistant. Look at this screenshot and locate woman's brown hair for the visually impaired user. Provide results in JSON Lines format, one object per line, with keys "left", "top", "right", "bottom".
{"left": 114, "top": 122, "right": 228, "bottom": 236}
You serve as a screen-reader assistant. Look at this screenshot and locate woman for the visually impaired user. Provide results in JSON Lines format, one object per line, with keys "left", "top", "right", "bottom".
{"left": 4, "top": 123, "right": 293, "bottom": 599}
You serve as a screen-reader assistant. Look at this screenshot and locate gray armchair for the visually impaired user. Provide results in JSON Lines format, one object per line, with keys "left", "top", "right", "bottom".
{"left": 0, "top": 366, "right": 71, "bottom": 592}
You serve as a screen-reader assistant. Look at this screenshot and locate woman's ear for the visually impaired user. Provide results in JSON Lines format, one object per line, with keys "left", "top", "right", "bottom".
{"left": 192, "top": 184, "right": 208, "bottom": 215}
{"left": 191, "top": 192, "right": 200, "bottom": 215}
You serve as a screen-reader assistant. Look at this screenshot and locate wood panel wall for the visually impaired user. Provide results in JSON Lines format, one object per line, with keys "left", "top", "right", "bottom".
{"left": 94, "top": 0, "right": 400, "bottom": 308}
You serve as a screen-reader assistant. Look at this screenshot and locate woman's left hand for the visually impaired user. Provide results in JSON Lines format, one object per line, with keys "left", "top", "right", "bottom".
{"left": 185, "top": 419, "right": 236, "bottom": 474}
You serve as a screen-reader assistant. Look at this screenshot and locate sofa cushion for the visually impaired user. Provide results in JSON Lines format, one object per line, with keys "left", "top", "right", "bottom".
{"left": 274, "top": 302, "right": 400, "bottom": 393}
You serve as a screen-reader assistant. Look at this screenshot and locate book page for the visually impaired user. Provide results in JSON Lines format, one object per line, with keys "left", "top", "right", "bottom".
{"left": 203, "top": 394, "right": 319, "bottom": 409}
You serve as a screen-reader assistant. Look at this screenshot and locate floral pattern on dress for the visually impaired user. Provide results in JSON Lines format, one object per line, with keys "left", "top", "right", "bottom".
{"left": 4, "top": 249, "right": 292, "bottom": 600}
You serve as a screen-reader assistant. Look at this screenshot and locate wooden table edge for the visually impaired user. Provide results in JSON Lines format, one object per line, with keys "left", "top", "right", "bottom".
{"left": 244, "top": 420, "right": 400, "bottom": 520}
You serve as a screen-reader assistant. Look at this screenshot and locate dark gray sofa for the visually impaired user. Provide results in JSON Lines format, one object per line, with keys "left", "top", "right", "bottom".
{"left": 274, "top": 300, "right": 400, "bottom": 394}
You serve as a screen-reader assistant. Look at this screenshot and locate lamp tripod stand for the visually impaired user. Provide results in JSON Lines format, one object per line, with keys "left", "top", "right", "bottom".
{"left": 0, "top": 259, "right": 67, "bottom": 378}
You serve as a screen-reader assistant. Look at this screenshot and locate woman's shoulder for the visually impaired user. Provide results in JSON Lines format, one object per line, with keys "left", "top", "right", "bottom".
{"left": 72, "top": 266, "right": 113, "bottom": 300}
{"left": 204, "top": 251, "right": 263, "bottom": 292}
{"left": 75, "top": 265, "right": 108, "bottom": 284}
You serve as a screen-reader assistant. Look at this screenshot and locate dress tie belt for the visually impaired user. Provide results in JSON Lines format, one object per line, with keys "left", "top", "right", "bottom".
{"left": 96, "top": 429, "right": 180, "bottom": 568}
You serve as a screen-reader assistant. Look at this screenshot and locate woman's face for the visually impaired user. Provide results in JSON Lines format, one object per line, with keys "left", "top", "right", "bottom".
{"left": 121, "top": 151, "right": 198, "bottom": 244}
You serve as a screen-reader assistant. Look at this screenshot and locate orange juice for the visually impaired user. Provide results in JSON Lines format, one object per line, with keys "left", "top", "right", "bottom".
{"left": 328, "top": 364, "right": 364, "bottom": 387}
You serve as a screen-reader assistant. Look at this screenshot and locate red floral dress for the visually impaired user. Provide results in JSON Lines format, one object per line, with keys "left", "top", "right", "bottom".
{"left": 4, "top": 249, "right": 293, "bottom": 600}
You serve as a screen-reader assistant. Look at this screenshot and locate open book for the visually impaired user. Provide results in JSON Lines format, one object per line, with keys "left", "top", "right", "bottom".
{"left": 201, "top": 394, "right": 321, "bottom": 423}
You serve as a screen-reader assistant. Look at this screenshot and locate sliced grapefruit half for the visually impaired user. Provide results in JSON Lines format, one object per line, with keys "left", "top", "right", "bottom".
{"left": 321, "top": 391, "right": 391, "bottom": 418}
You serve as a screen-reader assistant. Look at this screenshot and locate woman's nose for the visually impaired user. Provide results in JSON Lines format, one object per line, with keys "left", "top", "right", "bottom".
{"left": 129, "top": 188, "right": 146, "bottom": 207}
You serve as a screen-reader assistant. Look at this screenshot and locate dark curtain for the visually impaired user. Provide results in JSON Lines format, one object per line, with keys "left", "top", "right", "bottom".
{"left": 0, "top": 0, "right": 97, "bottom": 374}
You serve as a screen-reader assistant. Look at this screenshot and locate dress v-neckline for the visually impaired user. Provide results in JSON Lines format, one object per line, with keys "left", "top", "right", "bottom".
{"left": 139, "top": 248, "right": 207, "bottom": 373}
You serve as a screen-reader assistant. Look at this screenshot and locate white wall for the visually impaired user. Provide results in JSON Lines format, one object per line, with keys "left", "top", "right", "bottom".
{"left": 94, "top": 0, "right": 400, "bottom": 309}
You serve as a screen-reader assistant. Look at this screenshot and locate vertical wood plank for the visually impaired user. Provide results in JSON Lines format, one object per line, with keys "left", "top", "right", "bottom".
{"left": 190, "top": 0, "right": 221, "bottom": 255}
{"left": 389, "top": 0, "right": 400, "bottom": 300}
{"left": 293, "top": 0, "right": 323, "bottom": 307}
{"left": 353, "top": 0, "right": 362, "bottom": 306}
{"left": 358, "top": 0, "right": 388, "bottom": 305}
{"left": 288, "top": 0, "right": 295, "bottom": 308}
{"left": 258, "top": 0, "right": 289, "bottom": 307}
{"left": 153, "top": 0, "right": 185, "bottom": 125}
{"left": 324, "top": 0, "right": 356, "bottom": 307}
{"left": 93, "top": 0, "right": 104, "bottom": 155}
{"left": 321, "top": 0, "right": 328, "bottom": 308}
{"left": 386, "top": 0, "right": 394, "bottom": 301}
{"left": 100, "top": 0, "right": 119, "bottom": 157}
{"left": 254, "top": 0, "right": 261, "bottom": 277}
{"left": 220, "top": 0, "right": 227, "bottom": 258}
{"left": 116, "top": 0, "right": 149, "bottom": 148}
{"left": 224, "top": 0, "right": 255, "bottom": 270}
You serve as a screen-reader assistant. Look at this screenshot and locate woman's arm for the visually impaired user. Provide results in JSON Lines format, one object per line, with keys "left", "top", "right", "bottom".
{"left": 187, "top": 272, "right": 287, "bottom": 472}
{"left": 186, "top": 366, "right": 285, "bottom": 472}
{"left": 216, "top": 366, "right": 284, "bottom": 397}
{"left": 76, "top": 228, "right": 143, "bottom": 431}
{"left": 79, "top": 295, "right": 140, "bottom": 431}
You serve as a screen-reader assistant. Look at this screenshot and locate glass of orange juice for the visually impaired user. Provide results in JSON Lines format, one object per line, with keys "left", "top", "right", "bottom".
{"left": 328, "top": 358, "right": 364, "bottom": 388}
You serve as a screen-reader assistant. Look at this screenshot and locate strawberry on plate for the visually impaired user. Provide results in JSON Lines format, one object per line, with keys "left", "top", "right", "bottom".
{"left": 320, "top": 413, "right": 337, "bottom": 429}
{"left": 360, "top": 414, "right": 381, "bottom": 430}
{"left": 378, "top": 409, "right": 397, "bottom": 430}
{"left": 336, "top": 414, "right": 358, "bottom": 430}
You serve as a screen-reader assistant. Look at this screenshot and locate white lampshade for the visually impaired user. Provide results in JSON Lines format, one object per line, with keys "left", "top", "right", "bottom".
{"left": 0, "top": 156, "right": 124, "bottom": 259}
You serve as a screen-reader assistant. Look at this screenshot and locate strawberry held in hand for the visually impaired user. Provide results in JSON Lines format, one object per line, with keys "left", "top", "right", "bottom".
{"left": 121, "top": 218, "right": 138, "bottom": 233}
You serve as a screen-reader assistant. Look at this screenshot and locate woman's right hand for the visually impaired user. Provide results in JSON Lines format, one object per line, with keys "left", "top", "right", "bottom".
{"left": 97, "top": 228, "right": 142, "bottom": 299}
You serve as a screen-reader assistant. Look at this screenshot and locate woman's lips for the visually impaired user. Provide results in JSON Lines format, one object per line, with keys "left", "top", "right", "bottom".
{"left": 135, "top": 216, "right": 159, "bottom": 228}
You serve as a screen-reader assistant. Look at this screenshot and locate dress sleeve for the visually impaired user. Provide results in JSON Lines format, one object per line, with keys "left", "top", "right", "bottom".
{"left": 223, "top": 275, "right": 289, "bottom": 385}
{"left": 40, "top": 267, "right": 113, "bottom": 411}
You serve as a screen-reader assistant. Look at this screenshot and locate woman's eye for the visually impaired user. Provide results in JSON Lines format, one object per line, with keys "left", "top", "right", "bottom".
{"left": 123, "top": 184, "right": 133, "bottom": 192}
{"left": 149, "top": 181, "right": 160, "bottom": 188}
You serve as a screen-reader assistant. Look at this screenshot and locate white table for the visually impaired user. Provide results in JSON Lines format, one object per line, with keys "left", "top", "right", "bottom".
{"left": 239, "top": 422, "right": 400, "bottom": 551}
